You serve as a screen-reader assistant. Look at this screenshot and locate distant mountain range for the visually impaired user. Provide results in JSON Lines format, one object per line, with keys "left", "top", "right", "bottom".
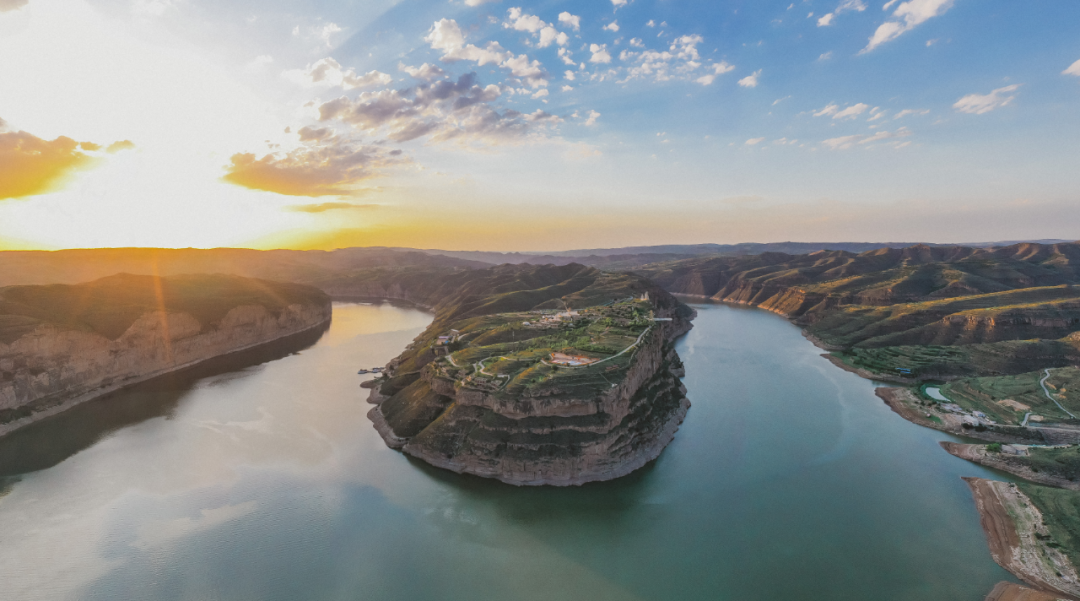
{"left": 0, "top": 239, "right": 1075, "bottom": 288}
{"left": 394, "top": 240, "right": 1078, "bottom": 265}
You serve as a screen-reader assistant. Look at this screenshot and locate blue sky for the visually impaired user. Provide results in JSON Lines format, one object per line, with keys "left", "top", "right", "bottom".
{"left": 0, "top": 0, "right": 1078, "bottom": 250}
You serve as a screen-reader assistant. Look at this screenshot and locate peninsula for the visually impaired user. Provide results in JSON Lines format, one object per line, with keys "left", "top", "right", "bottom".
{"left": 0, "top": 273, "right": 332, "bottom": 436}
{"left": 363, "top": 263, "right": 695, "bottom": 486}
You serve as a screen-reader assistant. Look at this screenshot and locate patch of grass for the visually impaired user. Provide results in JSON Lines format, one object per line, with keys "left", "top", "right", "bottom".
{"left": 939, "top": 367, "right": 1080, "bottom": 425}
{"left": 1018, "top": 482, "right": 1080, "bottom": 570}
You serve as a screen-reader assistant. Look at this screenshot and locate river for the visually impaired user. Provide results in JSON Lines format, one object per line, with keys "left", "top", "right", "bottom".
{"left": 0, "top": 301, "right": 1018, "bottom": 600}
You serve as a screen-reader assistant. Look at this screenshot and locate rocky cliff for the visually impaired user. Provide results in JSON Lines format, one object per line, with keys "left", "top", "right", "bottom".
{"left": 363, "top": 263, "right": 696, "bottom": 486}
{"left": 0, "top": 274, "right": 332, "bottom": 436}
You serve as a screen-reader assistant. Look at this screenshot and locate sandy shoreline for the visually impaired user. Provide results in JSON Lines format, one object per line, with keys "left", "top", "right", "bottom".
{"left": 985, "top": 581, "right": 1070, "bottom": 601}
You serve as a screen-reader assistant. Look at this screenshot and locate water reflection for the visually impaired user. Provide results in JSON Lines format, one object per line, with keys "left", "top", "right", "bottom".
{"left": 0, "top": 321, "right": 330, "bottom": 478}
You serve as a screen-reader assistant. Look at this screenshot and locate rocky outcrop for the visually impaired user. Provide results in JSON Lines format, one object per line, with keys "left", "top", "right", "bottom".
{"left": 368, "top": 300, "right": 694, "bottom": 486}
{"left": 0, "top": 301, "right": 331, "bottom": 436}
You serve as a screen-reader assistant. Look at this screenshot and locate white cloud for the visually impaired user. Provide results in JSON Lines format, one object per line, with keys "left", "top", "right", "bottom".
{"left": 893, "top": 108, "right": 929, "bottom": 119}
{"left": 646, "top": 19, "right": 656, "bottom": 27}
{"left": 953, "top": 84, "right": 1021, "bottom": 114}
{"left": 814, "top": 103, "right": 839, "bottom": 117}
{"left": 611, "top": 0, "right": 628, "bottom": 7}
{"left": 823, "top": 127, "right": 912, "bottom": 149}
{"left": 822, "top": 134, "right": 861, "bottom": 150}
{"left": 745, "top": 137, "right": 765, "bottom": 145}
{"left": 558, "top": 12, "right": 581, "bottom": 31}
{"left": 427, "top": 19, "right": 507, "bottom": 66}
{"left": 426, "top": 19, "right": 548, "bottom": 88}
{"left": 564, "top": 70, "right": 575, "bottom": 81}
{"left": 818, "top": 51, "right": 833, "bottom": 60}
{"left": 695, "top": 61, "right": 735, "bottom": 85}
{"left": 589, "top": 44, "right": 612, "bottom": 64}
{"left": 464, "top": 0, "right": 499, "bottom": 5}
{"left": 399, "top": 62, "right": 446, "bottom": 81}
{"left": 738, "top": 69, "right": 761, "bottom": 88}
{"left": 630, "top": 37, "right": 644, "bottom": 48}
{"left": 584, "top": 110, "right": 601, "bottom": 126}
{"left": 604, "top": 21, "right": 620, "bottom": 32}
{"left": 283, "top": 58, "right": 392, "bottom": 90}
{"left": 814, "top": 102, "right": 870, "bottom": 119}
{"left": 818, "top": 0, "right": 867, "bottom": 25}
{"left": 506, "top": 7, "right": 545, "bottom": 33}
{"left": 773, "top": 95, "right": 792, "bottom": 105}
{"left": 505, "top": 10, "right": 568, "bottom": 49}
{"left": 833, "top": 102, "right": 869, "bottom": 119}
{"left": 882, "top": 0, "right": 900, "bottom": 9}
{"left": 863, "top": 0, "right": 955, "bottom": 53}
{"left": 561, "top": 84, "right": 573, "bottom": 92}
{"left": 316, "top": 22, "right": 342, "bottom": 49}
{"left": 1064, "top": 59, "right": 1080, "bottom": 77}
{"left": 503, "top": 54, "right": 547, "bottom": 87}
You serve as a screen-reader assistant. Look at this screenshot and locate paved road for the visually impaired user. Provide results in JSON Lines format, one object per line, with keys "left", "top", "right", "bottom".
{"left": 1040, "top": 368, "right": 1077, "bottom": 419}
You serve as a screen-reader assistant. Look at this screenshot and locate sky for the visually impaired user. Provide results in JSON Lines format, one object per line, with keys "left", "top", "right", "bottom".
{"left": 0, "top": 0, "right": 1078, "bottom": 251}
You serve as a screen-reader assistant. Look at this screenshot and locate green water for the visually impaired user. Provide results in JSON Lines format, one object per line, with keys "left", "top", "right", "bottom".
{"left": 0, "top": 301, "right": 1016, "bottom": 600}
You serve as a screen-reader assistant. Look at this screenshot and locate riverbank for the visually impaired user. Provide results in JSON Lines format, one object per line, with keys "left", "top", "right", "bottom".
{"left": 964, "top": 478, "right": 1080, "bottom": 600}
{"left": 985, "top": 581, "right": 1068, "bottom": 601}
{"left": 943, "top": 443, "right": 1080, "bottom": 492}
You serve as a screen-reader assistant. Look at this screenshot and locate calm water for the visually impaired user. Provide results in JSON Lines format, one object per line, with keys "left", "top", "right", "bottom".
{"left": 0, "top": 301, "right": 1017, "bottom": 600}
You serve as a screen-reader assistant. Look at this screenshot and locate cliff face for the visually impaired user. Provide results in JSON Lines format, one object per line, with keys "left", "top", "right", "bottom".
{"left": 0, "top": 289, "right": 331, "bottom": 436}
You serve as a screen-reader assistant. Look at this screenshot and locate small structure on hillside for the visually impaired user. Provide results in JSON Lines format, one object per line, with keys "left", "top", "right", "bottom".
{"left": 550, "top": 352, "right": 599, "bottom": 367}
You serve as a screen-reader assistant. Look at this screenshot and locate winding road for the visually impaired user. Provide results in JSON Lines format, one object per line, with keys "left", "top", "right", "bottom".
{"left": 1040, "top": 368, "right": 1077, "bottom": 419}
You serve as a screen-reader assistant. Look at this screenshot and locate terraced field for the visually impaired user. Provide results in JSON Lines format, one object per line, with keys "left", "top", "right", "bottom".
{"left": 428, "top": 300, "right": 654, "bottom": 399}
